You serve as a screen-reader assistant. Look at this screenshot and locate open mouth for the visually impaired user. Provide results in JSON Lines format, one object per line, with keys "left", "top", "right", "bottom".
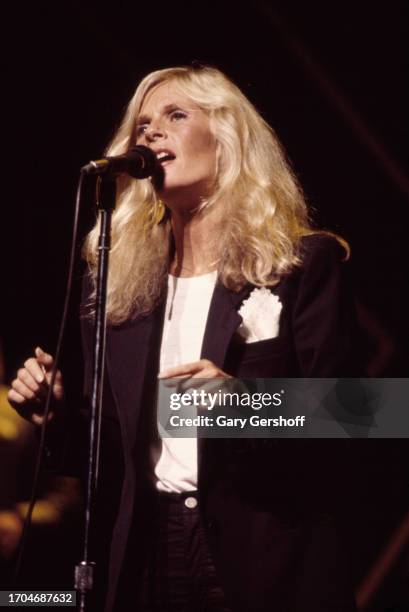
{"left": 156, "top": 150, "right": 176, "bottom": 164}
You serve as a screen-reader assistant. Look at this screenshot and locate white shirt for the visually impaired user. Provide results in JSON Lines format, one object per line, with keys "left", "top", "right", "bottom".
{"left": 151, "top": 271, "right": 218, "bottom": 493}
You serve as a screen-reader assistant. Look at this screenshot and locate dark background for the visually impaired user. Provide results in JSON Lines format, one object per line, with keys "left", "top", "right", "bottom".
{"left": 1, "top": 0, "right": 408, "bottom": 379}
{"left": 0, "top": 1, "right": 408, "bottom": 609}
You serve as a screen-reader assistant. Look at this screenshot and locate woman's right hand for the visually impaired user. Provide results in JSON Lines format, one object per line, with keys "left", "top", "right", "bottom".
{"left": 8, "top": 347, "right": 64, "bottom": 426}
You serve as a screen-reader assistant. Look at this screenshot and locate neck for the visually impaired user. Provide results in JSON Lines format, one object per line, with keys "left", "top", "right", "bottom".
{"left": 169, "top": 203, "right": 223, "bottom": 277}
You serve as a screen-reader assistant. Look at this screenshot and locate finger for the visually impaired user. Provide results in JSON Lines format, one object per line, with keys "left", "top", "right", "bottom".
{"left": 11, "top": 378, "right": 39, "bottom": 401}
{"left": 8, "top": 388, "right": 28, "bottom": 405}
{"left": 191, "top": 366, "right": 220, "bottom": 379}
{"left": 23, "top": 357, "right": 45, "bottom": 384}
{"left": 158, "top": 360, "right": 208, "bottom": 379}
{"left": 44, "top": 371, "right": 64, "bottom": 401}
{"left": 31, "top": 412, "right": 54, "bottom": 425}
{"left": 163, "top": 372, "right": 232, "bottom": 400}
{"left": 8, "top": 389, "right": 51, "bottom": 425}
{"left": 35, "top": 346, "right": 54, "bottom": 371}
{"left": 17, "top": 367, "right": 41, "bottom": 392}
{"left": 160, "top": 374, "right": 192, "bottom": 389}
{"left": 191, "top": 371, "right": 232, "bottom": 380}
{"left": 187, "top": 378, "right": 230, "bottom": 394}
{"left": 45, "top": 368, "right": 63, "bottom": 387}
{"left": 32, "top": 413, "right": 51, "bottom": 426}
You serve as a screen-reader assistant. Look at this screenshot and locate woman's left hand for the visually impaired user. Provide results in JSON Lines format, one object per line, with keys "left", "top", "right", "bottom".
{"left": 158, "top": 359, "right": 231, "bottom": 379}
{"left": 157, "top": 361, "right": 242, "bottom": 413}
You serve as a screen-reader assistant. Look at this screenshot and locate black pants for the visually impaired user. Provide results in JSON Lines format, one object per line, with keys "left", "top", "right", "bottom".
{"left": 136, "top": 490, "right": 231, "bottom": 612}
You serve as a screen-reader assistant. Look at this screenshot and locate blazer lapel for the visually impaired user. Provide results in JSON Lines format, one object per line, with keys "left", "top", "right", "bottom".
{"left": 105, "top": 301, "right": 165, "bottom": 451}
{"left": 198, "top": 281, "right": 252, "bottom": 479}
{"left": 200, "top": 281, "right": 252, "bottom": 366}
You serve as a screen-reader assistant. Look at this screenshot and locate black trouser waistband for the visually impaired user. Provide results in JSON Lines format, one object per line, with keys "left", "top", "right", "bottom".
{"left": 155, "top": 489, "right": 198, "bottom": 504}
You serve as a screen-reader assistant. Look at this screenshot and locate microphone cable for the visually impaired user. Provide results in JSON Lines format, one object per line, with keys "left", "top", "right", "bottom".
{"left": 13, "top": 170, "right": 85, "bottom": 584}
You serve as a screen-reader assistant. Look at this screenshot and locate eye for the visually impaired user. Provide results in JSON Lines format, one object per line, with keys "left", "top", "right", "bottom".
{"left": 169, "top": 109, "right": 187, "bottom": 121}
{"left": 136, "top": 124, "right": 148, "bottom": 137}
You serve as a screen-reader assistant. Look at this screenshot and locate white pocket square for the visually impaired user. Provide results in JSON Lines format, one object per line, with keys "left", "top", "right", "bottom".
{"left": 237, "top": 287, "right": 282, "bottom": 343}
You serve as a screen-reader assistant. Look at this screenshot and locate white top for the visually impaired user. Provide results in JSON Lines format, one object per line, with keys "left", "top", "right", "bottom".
{"left": 151, "top": 271, "right": 218, "bottom": 493}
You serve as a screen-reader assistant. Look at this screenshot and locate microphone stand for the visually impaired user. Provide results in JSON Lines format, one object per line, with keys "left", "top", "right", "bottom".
{"left": 75, "top": 176, "right": 116, "bottom": 611}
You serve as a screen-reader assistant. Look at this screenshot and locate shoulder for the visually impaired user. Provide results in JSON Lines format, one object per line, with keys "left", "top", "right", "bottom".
{"left": 298, "top": 233, "right": 347, "bottom": 265}
{"left": 273, "top": 232, "right": 353, "bottom": 324}
{"left": 275, "top": 233, "right": 349, "bottom": 298}
{"left": 287, "top": 233, "right": 350, "bottom": 292}
{"left": 284, "top": 234, "right": 358, "bottom": 376}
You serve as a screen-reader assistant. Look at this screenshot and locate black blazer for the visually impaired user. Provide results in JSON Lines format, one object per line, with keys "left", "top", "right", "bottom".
{"left": 75, "top": 234, "right": 358, "bottom": 612}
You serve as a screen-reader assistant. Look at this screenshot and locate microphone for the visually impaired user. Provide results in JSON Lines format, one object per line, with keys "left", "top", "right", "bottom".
{"left": 81, "top": 145, "right": 157, "bottom": 178}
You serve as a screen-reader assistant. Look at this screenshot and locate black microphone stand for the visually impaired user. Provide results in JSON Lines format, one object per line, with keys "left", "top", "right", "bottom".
{"left": 74, "top": 176, "right": 116, "bottom": 611}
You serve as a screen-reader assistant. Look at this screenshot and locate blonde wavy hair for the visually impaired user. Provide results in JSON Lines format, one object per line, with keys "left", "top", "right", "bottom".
{"left": 83, "top": 64, "right": 343, "bottom": 325}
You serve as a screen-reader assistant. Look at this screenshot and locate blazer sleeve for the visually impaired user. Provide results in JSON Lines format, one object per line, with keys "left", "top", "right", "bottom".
{"left": 291, "top": 235, "right": 359, "bottom": 376}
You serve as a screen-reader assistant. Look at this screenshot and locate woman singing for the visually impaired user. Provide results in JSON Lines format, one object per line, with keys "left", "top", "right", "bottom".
{"left": 9, "top": 65, "right": 358, "bottom": 611}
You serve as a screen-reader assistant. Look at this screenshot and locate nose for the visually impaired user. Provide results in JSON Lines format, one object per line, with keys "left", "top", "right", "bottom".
{"left": 144, "top": 122, "right": 166, "bottom": 143}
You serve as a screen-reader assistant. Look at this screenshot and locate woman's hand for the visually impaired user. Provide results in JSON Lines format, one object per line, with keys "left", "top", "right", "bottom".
{"left": 158, "top": 359, "right": 232, "bottom": 397}
{"left": 157, "top": 360, "right": 241, "bottom": 416}
{"left": 7, "top": 347, "right": 64, "bottom": 426}
{"left": 158, "top": 359, "right": 231, "bottom": 380}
